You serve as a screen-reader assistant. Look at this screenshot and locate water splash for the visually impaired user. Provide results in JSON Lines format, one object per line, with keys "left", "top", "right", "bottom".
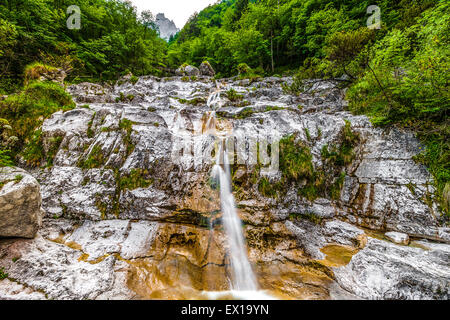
{"left": 203, "top": 290, "right": 276, "bottom": 300}
{"left": 207, "top": 91, "right": 222, "bottom": 110}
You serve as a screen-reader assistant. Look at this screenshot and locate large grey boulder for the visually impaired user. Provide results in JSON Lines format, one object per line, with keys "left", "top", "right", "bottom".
{"left": 39, "top": 68, "right": 66, "bottom": 85}
{"left": 199, "top": 61, "right": 215, "bottom": 77}
{"left": 175, "top": 64, "right": 200, "bottom": 77}
{"left": 0, "top": 167, "right": 43, "bottom": 238}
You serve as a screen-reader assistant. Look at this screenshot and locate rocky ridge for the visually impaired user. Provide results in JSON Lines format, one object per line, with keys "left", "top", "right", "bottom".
{"left": 154, "top": 13, "right": 179, "bottom": 41}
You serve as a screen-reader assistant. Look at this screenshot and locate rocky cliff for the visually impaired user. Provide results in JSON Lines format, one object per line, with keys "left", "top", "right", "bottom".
{"left": 0, "top": 75, "right": 448, "bottom": 300}
{"left": 155, "top": 13, "right": 179, "bottom": 41}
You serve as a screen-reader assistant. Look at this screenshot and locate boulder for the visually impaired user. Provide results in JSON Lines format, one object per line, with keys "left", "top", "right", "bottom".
{"left": 0, "top": 167, "right": 43, "bottom": 238}
{"left": 39, "top": 68, "right": 66, "bottom": 84}
{"left": 385, "top": 231, "right": 410, "bottom": 245}
{"left": 185, "top": 65, "right": 200, "bottom": 76}
{"left": 121, "top": 72, "right": 133, "bottom": 81}
{"left": 199, "top": 61, "right": 215, "bottom": 77}
{"left": 175, "top": 67, "right": 184, "bottom": 76}
{"left": 175, "top": 64, "right": 200, "bottom": 77}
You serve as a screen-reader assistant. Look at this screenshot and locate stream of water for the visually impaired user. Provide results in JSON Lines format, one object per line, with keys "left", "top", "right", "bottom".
{"left": 206, "top": 85, "right": 259, "bottom": 293}
{"left": 212, "top": 143, "right": 259, "bottom": 291}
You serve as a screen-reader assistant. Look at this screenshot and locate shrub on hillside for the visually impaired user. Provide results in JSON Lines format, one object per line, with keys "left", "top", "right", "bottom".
{"left": 0, "top": 81, "right": 75, "bottom": 166}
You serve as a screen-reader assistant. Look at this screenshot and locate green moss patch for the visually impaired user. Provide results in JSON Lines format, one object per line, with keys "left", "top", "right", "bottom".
{"left": 254, "top": 122, "right": 360, "bottom": 202}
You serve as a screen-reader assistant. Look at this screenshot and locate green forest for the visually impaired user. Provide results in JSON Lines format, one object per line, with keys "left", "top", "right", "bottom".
{"left": 0, "top": 0, "right": 448, "bottom": 214}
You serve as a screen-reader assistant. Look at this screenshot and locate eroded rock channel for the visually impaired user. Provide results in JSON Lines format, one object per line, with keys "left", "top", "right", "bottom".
{"left": 0, "top": 76, "right": 448, "bottom": 300}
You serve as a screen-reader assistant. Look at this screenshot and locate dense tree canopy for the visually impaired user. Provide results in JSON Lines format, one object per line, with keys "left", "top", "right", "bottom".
{"left": 168, "top": 0, "right": 443, "bottom": 77}
{"left": 0, "top": 0, "right": 167, "bottom": 92}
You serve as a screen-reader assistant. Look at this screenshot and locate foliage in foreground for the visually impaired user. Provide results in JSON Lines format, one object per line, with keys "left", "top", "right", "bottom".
{"left": 345, "top": 3, "right": 449, "bottom": 216}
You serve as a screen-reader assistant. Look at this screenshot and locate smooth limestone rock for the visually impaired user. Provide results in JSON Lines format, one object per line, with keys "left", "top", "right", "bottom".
{"left": 385, "top": 231, "right": 410, "bottom": 245}
{"left": 1, "top": 235, "right": 118, "bottom": 300}
{"left": 287, "top": 219, "right": 449, "bottom": 300}
{"left": 0, "top": 167, "right": 43, "bottom": 238}
{"left": 0, "top": 279, "right": 47, "bottom": 300}
{"left": 39, "top": 68, "right": 66, "bottom": 85}
{"left": 1, "top": 76, "right": 448, "bottom": 300}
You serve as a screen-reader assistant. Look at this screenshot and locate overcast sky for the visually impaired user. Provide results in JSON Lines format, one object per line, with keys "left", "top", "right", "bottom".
{"left": 130, "top": 0, "right": 218, "bottom": 28}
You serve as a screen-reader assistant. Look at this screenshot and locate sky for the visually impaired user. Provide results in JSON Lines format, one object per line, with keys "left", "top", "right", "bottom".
{"left": 130, "top": 0, "right": 218, "bottom": 29}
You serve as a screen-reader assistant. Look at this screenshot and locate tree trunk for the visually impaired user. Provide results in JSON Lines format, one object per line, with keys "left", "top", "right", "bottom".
{"left": 271, "top": 34, "right": 274, "bottom": 73}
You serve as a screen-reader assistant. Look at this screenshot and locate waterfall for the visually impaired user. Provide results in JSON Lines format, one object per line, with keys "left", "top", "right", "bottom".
{"left": 212, "top": 142, "right": 258, "bottom": 291}
{"left": 207, "top": 86, "right": 259, "bottom": 291}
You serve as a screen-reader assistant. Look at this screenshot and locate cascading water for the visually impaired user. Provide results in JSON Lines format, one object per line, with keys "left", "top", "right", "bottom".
{"left": 212, "top": 143, "right": 259, "bottom": 291}
{"left": 207, "top": 85, "right": 259, "bottom": 292}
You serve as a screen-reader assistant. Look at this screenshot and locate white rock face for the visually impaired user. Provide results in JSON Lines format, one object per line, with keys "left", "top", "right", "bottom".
{"left": 286, "top": 219, "right": 449, "bottom": 300}
{"left": 39, "top": 76, "right": 445, "bottom": 243}
{"left": 0, "top": 279, "right": 47, "bottom": 300}
{"left": 154, "top": 13, "right": 179, "bottom": 41}
{"left": 1, "top": 235, "right": 117, "bottom": 299}
{"left": 333, "top": 238, "right": 450, "bottom": 300}
{"left": 0, "top": 167, "right": 43, "bottom": 238}
{"left": 385, "top": 231, "right": 410, "bottom": 245}
{"left": 0, "top": 76, "right": 448, "bottom": 300}
{"left": 64, "top": 220, "right": 158, "bottom": 261}
{"left": 322, "top": 220, "right": 367, "bottom": 247}
{"left": 0, "top": 219, "right": 156, "bottom": 300}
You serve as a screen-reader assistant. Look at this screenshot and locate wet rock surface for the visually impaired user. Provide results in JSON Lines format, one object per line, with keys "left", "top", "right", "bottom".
{"left": 385, "top": 231, "right": 410, "bottom": 245}
{"left": 0, "top": 76, "right": 448, "bottom": 300}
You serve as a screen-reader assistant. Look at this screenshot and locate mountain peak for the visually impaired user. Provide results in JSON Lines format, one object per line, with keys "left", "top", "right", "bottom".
{"left": 155, "top": 13, "right": 179, "bottom": 41}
